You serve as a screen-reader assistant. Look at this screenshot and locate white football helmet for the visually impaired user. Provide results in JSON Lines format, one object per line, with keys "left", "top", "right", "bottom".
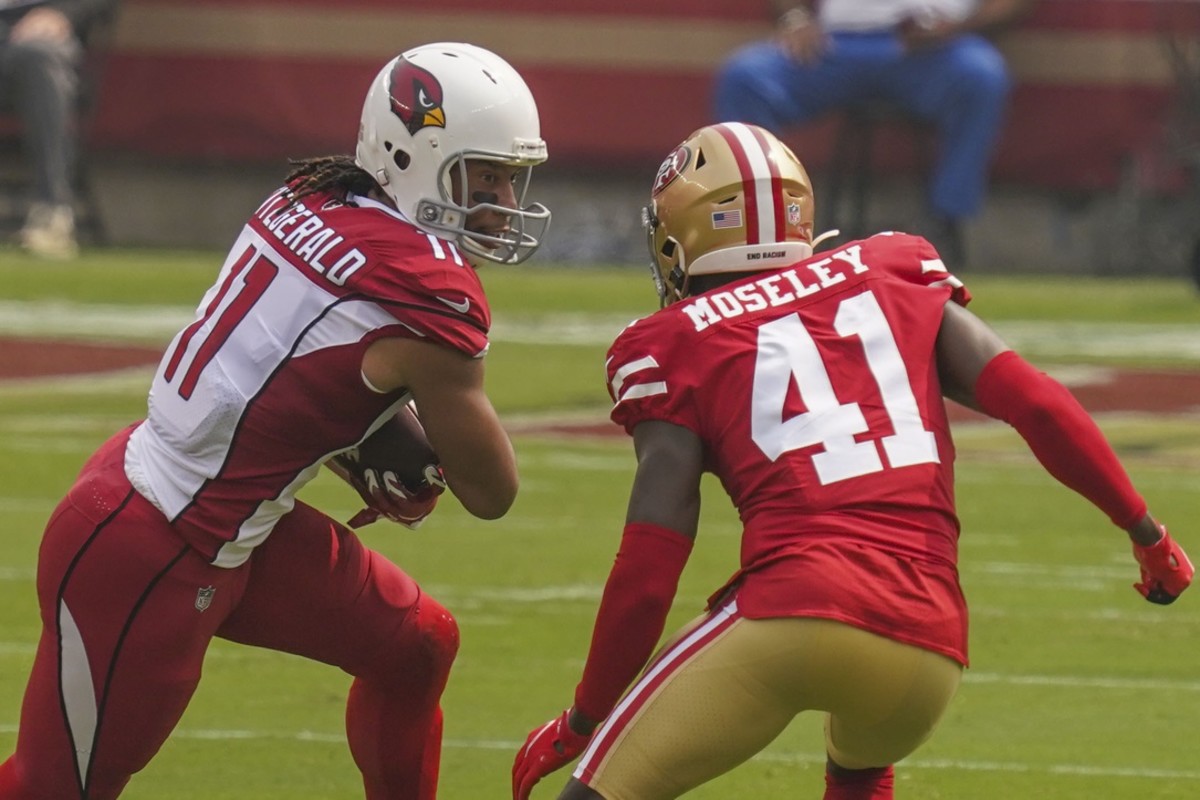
{"left": 643, "top": 122, "right": 817, "bottom": 306}
{"left": 356, "top": 42, "right": 551, "bottom": 264}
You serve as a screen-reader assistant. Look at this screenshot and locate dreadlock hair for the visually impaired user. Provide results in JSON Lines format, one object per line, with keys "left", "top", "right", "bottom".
{"left": 285, "top": 155, "right": 380, "bottom": 203}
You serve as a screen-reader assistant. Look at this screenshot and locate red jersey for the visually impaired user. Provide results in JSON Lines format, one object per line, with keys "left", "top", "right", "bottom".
{"left": 605, "top": 233, "right": 973, "bottom": 664}
{"left": 125, "top": 188, "right": 489, "bottom": 567}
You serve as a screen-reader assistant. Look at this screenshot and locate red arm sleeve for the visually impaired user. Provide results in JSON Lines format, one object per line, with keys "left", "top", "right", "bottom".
{"left": 572, "top": 522, "right": 694, "bottom": 723}
{"left": 973, "top": 351, "right": 1146, "bottom": 529}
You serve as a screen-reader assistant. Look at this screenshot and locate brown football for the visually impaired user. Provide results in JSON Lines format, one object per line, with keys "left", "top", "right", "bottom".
{"left": 342, "top": 402, "right": 440, "bottom": 489}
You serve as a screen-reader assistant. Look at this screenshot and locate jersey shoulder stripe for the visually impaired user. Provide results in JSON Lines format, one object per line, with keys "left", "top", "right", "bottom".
{"left": 606, "top": 314, "right": 687, "bottom": 431}
{"left": 852, "top": 232, "right": 971, "bottom": 305}
{"left": 609, "top": 353, "right": 667, "bottom": 405}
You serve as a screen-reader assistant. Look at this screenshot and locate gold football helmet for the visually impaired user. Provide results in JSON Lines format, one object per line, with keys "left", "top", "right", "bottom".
{"left": 643, "top": 122, "right": 816, "bottom": 306}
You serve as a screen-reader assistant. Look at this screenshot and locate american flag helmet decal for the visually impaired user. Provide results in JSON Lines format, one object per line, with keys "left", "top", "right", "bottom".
{"left": 710, "top": 122, "right": 786, "bottom": 245}
{"left": 712, "top": 209, "right": 743, "bottom": 229}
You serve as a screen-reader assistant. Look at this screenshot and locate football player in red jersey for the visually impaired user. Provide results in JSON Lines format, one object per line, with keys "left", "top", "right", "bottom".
{"left": 0, "top": 43, "right": 549, "bottom": 800}
{"left": 513, "top": 122, "right": 1193, "bottom": 800}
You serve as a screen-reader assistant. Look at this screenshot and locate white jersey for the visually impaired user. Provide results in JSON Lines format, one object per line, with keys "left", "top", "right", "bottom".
{"left": 125, "top": 187, "right": 491, "bottom": 567}
{"left": 819, "top": 0, "right": 975, "bottom": 31}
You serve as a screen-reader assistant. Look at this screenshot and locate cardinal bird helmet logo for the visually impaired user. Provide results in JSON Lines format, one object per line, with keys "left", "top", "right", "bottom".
{"left": 388, "top": 57, "right": 446, "bottom": 136}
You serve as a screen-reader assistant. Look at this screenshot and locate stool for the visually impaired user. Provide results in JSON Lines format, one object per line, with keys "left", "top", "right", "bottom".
{"left": 821, "top": 99, "right": 932, "bottom": 240}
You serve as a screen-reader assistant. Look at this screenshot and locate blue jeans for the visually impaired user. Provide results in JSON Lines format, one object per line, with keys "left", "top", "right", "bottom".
{"left": 713, "top": 31, "right": 1011, "bottom": 220}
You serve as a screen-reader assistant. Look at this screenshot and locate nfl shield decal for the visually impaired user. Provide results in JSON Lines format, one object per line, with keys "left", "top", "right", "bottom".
{"left": 195, "top": 585, "right": 216, "bottom": 612}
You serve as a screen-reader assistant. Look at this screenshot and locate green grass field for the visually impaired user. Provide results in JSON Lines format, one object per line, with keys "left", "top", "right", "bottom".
{"left": 1, "top": 246, "right": 1199, "bottom": 799}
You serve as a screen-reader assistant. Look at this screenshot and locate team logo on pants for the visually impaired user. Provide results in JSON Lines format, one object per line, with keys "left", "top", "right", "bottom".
{"left": 195, "top": 586, "right": 216, "bottom": 612}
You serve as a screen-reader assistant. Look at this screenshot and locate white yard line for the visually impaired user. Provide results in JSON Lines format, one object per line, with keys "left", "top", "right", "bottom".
{"left": 0, "top": 367, "right": 154, "bottom": 396}
{"left": 0, "top": 723, "right": 1193, "bottom": 779}
{"left": 0, "top": 301, "right": 193, "bottom": 342}
{"left": 1, "top": 301, "right": 1199, "bottom": 360}
{"left": 964, "top": 672, "right": 1200, "bottom": 692}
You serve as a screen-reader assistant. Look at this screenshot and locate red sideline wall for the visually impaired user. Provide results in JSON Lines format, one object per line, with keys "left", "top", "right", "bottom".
{"left": 92, "top": 0, "right": 1200, "bottom": 191}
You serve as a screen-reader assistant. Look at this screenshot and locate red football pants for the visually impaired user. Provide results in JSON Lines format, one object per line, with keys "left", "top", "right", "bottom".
{"left": 0, "top": 430, "right": 458, "bottom": 799}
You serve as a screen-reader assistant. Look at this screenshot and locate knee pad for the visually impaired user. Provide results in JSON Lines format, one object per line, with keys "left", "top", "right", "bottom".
{"left": 352, "top": 591, "right": 459, "bottom": 694}
{"left": 409, "top": 592, "right": 460, "bottom": 676}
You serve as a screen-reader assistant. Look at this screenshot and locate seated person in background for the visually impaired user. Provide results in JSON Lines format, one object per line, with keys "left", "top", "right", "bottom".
{"left": 713, "top": 0, "right": 1035, "bottom": 265}
{"left": 0, "top": 0, "right": 118, "bottom": 259}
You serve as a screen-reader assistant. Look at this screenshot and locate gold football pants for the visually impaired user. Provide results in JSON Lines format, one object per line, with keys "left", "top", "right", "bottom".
{"left": 574, "top": 598, "right": 963, "bottom": 800}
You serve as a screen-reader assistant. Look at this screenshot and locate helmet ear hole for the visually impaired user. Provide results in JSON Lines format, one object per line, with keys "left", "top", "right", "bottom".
{"left": 393, "top": 150, "right": 411, "bottom": 170}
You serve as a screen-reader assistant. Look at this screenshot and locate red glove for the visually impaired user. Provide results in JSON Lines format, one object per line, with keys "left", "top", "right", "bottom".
{"left": 1132, "top": 528, "right": 1194, "bottom": 605}
{"left": 328, "top": 460, "right": 446, "bottom": 529}
{"left": 512, "top": 710, "right": 591, "bottom": 800}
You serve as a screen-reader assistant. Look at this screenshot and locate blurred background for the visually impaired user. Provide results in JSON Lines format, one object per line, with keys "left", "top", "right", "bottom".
{"left": 2, "top": 0, "right": 1199, "bottom": 275}
{"left": 2, "top": 4, "right": 1199, "bottom": 796}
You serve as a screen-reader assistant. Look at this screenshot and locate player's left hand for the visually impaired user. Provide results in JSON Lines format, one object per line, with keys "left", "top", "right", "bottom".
{"left": 330, "top": 460, "right": 446, "bottom": 529}
{"left": 1132, "top": 527, "right": 1194, "bottom": 604}
{"left": 512, "top": 709, "right": 591, "bottom": 800}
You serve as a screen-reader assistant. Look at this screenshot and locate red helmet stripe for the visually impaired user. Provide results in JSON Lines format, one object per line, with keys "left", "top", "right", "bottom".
{"left": 748, "top": 124, "right": 786, "bottom": 238}
{"left": 712, "top": 123, "right": 783, "bottom": 244}
{"left": 712, "top": 123, "right": 761, "bottom": 243}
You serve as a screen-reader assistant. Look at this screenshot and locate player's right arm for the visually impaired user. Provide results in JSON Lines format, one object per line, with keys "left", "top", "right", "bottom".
{"left": 935, "top": 301, "right": 1193, "bottom": 603}
{"left": 362, "top": 335, "right": 517, "bottom": 520}
{"left": 512, "top": 419, "right": 700, "bottom": 800}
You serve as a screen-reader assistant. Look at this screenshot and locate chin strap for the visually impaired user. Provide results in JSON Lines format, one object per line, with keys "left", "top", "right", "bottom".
{"left": 811, "top": 228, "right": 841, "bottom": 248}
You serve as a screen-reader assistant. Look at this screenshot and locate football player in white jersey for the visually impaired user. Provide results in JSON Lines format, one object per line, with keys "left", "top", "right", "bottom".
{"left": 0, "top": 42, "right": 550, "bottom": 800}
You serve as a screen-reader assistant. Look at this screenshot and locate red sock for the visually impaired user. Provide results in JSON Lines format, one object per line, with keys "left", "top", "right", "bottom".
{"left": 346, "top": 592, "right": 459, "bottom": 800}
{"left": 823, "top": 764, "right": 895, "bottom": 800}
{"left": 348, "top": 678, "right": 444, "bottom": 800}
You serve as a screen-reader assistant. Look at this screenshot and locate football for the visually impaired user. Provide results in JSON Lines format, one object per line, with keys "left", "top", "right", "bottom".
{"left": 334, "top": 401, "right": 441, "bottom": 491}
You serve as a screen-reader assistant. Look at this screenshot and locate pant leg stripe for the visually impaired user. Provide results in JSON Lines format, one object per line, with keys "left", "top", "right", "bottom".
{"left": 58, "top": 599, "right": 98, "bottom": 789}
{"left": 54, "top": 488, "right": 191, "bottom": 796}
{"left": 575, "top": 597, "right": 742, "bottom": 781}
{"left": 55, "top": 488, "right": 137, "bottom": 796}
